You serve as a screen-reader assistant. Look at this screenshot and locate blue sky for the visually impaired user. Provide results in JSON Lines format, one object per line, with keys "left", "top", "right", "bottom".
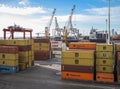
{"left": 0, "top": 0, "right": 120, "bottom": 37}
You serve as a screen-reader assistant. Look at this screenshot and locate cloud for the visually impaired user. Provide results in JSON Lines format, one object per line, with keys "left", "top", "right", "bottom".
{"left": 0, "top": 4, "right": 46, "bottom": 15}
{"left": 19, "top": 0, "right": 29, "bottom": 6}
{"left": 0, "top": 4, "right": 120, "bottom": 37}
{"left": 85, "top": 6, "right": 120, "bottom": 16}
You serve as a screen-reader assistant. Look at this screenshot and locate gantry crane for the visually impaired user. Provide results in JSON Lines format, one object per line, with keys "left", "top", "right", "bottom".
{"left": 45, "top": 8, "right": 56, "bottom": 39}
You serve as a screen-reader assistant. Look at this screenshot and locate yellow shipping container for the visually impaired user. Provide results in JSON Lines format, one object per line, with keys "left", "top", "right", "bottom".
{"left": 40, "top": 47, "right": 50, "bottom": 51}
{"left": 34, "top": 43, "right": 39, "bottom": 47}
{"left": 96, "top": 44, "right": 113, "bottom": 52}
{"left": 28, "top": 39, "right": 34, "bottom": 45}
{"left": 19, "top": 51, "right": 29, "bottom": 57}
{"left": 115, "top": 44, "right": 120, "bottom": 51}
{"left": 19, "top": 57, "right": 29, "bottom": 63}
{"left": 96, "top": 52, "right": 113, "bottom": 59}
{"left": 96, "top": 59, "right": 114, "bottom": 66}
{"left": 0, "top": 40, "right": 5, "bottom": 45}
{"left": 39, "top": 43, "right": 50, "bottom": 47}
{"left": 29, "top": 51, "right": 34, "bottom": 56}
{"left": 28, "top": 59, "right": 32, "bottom": 67}
{"left": 4, "top": 40, "right": 30, "bottom": 46}
{"left": 19, "top": 63, "right": 27, "bottom": 71}
{"left": 0, "top": 60, "right": 18, "bottom": 66}
{"left": 0, "top": 53, "right": 18, "bottom": 60}
{"left": 62, "top": 51, "right": 94, "bottom": 59}
{"left": 96, "top": 66, "right": 114, "bottom": 73}
{"left": 62, "top": 57, "right": 94, "bottom": 66}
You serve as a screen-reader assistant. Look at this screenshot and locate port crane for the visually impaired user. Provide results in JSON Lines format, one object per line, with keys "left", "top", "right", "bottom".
{"left": 65, "top": 5, "right": 79, "bottom": 41}
{"left": 53, "top": 17, "right": 64, "bottom": 41}
{"left": 45, "top": 8, "right": 56, "bottom": 39}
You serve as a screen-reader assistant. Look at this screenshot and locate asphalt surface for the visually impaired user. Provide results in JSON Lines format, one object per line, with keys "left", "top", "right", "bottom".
{"left": 0, "top": 59, "right": 120, "bottom": 89}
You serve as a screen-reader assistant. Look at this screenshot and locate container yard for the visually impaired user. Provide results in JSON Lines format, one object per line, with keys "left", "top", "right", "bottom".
{"left": 0, "top": 0, "right": 120, "bottom": 89}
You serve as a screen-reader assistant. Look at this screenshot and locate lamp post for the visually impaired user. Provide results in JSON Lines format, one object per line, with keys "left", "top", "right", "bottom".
{"left": 108, "top": 0, "right": 111, "bottom": 44}
{"left": 106, "top": 19, "right": 108, "bottom": 43}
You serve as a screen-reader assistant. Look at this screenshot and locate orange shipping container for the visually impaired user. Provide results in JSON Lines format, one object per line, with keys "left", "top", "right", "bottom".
{"left": 69, "top": 42, "right": 96, "bottom": 49}
{"left": 61, "top": 71, "right": 94, "bottom": 81}
{"left": 118, "top": 75, "right": 120, "bottom": 83}
{"left": 96, "top": 73, "right": 114, "bottom": 83}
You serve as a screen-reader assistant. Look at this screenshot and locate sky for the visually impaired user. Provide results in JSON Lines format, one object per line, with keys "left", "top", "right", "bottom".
{"left": 0, "top": 0, "right": 120, "bottom": 38}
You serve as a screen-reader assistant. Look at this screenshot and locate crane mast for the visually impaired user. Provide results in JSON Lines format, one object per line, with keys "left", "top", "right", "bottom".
{"left": 45, "top": 8, "right": 56, "bottom": 39}
{"left": 66, "top": 5, "right": 79, "bottom": 40}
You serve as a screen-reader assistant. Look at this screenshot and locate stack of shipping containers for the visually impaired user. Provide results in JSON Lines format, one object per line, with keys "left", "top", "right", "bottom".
{"left": 17, "top": 40, "right": 34, "bottom": 71}
{"left": 34, "top": 39, "right": 50, "bottom": 60}
{"left": 61, "top": 42, "right": 96, "bottom": 81}
{"left": 0, "top": 39, "right": 34, "bottom": 72}
{"left": 0, "top": 46, "right": 19, "bottom": 73}
{"left": 96, "top": 44, "right": 115, "bottom": 83}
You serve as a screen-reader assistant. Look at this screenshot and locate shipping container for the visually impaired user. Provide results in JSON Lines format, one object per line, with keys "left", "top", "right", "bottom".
{"left": 0, "top": 46, "right": 18, "bottom": 53}
{"left": 0, "top": 66, "right": 19, "bottom": 73}
{"left": 96, "top": 52, "right": 113, "bottom": 59}
{"left": 61, "top": 65, "right": 94, "bottom": 73}
{"left": 62, "top": 50, "right": 95, "bottom": 59}
{"left": 18, "top": 45, "right": 31, "bottom": 51}
{"left": 69, "top": 42, "right": 96, "bottom": 49}
{"left": 0, "top": 60, "right": 19, "bottom": 66}
{"left": 118, "top": 75, "right": 120, "bottom": 83}
{"left": 117, "top": 52, "right": 120, "bottom": 61}
{"left": 115, "top": 44, "right": 120, "bottom": 51}
{"left": 39, "top": 43, "right": 50, "bottom": 47}
{"left": 96, "top": 59, "right": 114, "bottom": 66}
{"left": 3, "top": 40, "right": 31, "bottom": 46}
{"left": 62, "top": 58, "right": 94, "bottom": 66}
{"left": 0, "top": 53, "right": 18, "bottom": 60}
{"left": 96, "top": 44, "right": 113, "bottom": 52}
{"left": 62, "top": 71, "right": 94, "bottom": 81}
{"left": 96, "top": 66, "right": 114, "bottom": 73}
{"left": 19, "top": 56, "right": 29, "bottom": 63}
{"left": 34, "top": 38, "right": 50, "bottom": 43}
{"left": 96, "top": 73, "right": 114, "bottom": 83}
{"left": 19, "top": 63, "right": 27, "bottom": 71}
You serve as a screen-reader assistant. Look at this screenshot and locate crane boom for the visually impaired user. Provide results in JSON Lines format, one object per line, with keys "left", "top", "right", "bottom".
{"left": 45, "top": 8, "right": 56, "bottom": 39}
{"left": 67, "top": 5, "right": 76, "bottom": 29}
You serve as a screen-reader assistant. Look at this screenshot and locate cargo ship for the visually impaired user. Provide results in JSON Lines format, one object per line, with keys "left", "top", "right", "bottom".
{"left": 89, "top": 27, "right": 107, "bottom": 43}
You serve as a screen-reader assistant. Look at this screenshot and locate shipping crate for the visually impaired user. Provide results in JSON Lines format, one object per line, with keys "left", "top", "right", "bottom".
{"left": 61, "top": 64, "right": 94, "bottom": 73}
{"left": 0, "top": 60, "right": 19, "bottom": 66}
{"left": 96, "top": 52, "right": 113, "bottom": 59}
{"left": 69, "top": 42, "right": 96, "bottom": 49}
{"left": 0, "top": 53, "right": 18, "bottom": 60}
{"left": 3, "top": 40, "right": 31, "bottom": 46}
{"left": 96, "top": 73, "right": 114, "bottom": 83}
{"left": 19, "top": 63, "right": 27, "bottom": 71}
{"left": 96, "top": 66, "right": 114, "bottom": 73}
{"left": 96, "top": 44, "right": 113, "bottom": 52}
{"left": 0, "top": 66, "right": 19, "bottom": 73}
{"left": 62, "top": 58, "right": 94, "bottom": 66}
{"left": 62, "top": 50, "right": 95, "bottom": 59}
{"left": 0, "top": 46, "right": 18, "bottom": 53}
{"left": 96, "top": 59, "right": 114, "bottom": 66}
{"left": 115, "top": 44, "right": 120, "bottom": 51}
{"left": 62, "top": 71, "right": 94, "bottom": 81}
